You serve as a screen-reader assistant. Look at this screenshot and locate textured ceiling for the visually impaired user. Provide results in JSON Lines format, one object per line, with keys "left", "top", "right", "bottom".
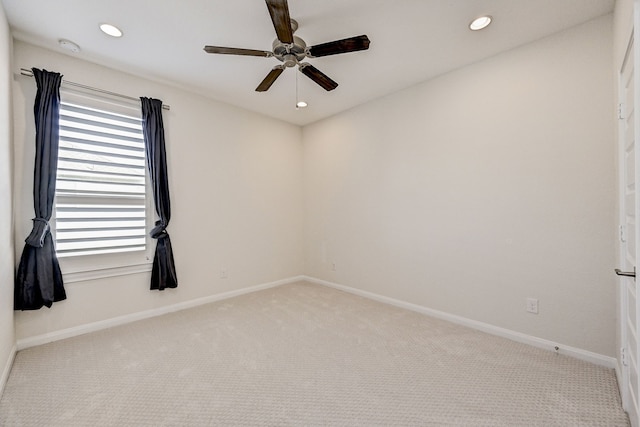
{"left": 2, "top": 0, "right": 615, "bottom": 125}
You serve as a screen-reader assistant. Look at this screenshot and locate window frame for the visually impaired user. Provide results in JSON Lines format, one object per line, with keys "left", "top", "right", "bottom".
{"left": 52, "top": 88, "right": 154, "bottom": 283}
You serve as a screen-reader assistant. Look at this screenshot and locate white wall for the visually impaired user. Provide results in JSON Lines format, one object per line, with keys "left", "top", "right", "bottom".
{"left": 12, "top": 41, "right": 304, "bottom": 341}
{"left": 303, "top": 16, "right": 616, "bottom": 356}
{"left": 0, "top": 1, "right": 15, "bottom": 393}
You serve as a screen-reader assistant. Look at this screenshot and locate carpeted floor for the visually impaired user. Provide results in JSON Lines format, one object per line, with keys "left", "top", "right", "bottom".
{"left": 0, "top": 281, "right": 630, "bottom": 426}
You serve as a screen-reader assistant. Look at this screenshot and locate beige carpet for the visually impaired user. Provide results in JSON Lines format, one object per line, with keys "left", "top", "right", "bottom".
{"left": 0, "top": 281, "right": 629, "bottom": 426}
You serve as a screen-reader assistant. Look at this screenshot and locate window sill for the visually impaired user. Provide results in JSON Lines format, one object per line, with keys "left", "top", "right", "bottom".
{"left": 62, "top": 262, "right": 153, "bottom": 284}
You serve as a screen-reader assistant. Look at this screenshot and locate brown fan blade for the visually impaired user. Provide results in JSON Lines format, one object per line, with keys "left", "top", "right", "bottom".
{"left": 308, "top": 35, "right": 370, "bottom": 58}
{"left": 265, "top": 0, "right": 293, "bottom": 43}
{"left": 299, "top": 64, "right": 338, "bottom": 91}
{"left": 256, "top": 66, "right": 285, "bottom": 92}
{"left": 204, "top": 46, "right": 272, "bottom": 57}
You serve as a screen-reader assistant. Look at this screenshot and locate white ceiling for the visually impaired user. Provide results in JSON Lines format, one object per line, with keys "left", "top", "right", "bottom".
{"left": 2, "top": 0, "right": 615, "bottom": 126}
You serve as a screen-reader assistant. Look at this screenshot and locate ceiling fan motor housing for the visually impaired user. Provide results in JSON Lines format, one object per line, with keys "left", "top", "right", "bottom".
{"left": 272, "top": 35, "right": 307, "bottom": 67}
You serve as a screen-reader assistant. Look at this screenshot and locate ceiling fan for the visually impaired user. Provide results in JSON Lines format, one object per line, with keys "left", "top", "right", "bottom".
{"left": 203, "top": 0, "right": 370, "bottom": 92}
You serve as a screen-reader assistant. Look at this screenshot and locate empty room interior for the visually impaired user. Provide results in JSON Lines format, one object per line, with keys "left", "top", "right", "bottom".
{"left": 1, "top": 0, "right": 640, "bottom": 425}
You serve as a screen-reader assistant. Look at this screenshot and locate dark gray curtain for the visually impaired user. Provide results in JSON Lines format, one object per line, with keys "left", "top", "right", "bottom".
{"left": 15, "top": 68, "right": 67, "bottom": 310}
{"left": 140, "top": 97, "right": 178, "bottom": 290}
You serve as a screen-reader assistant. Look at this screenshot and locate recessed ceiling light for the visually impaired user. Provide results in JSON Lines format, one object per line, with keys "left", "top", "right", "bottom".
{"left": 58, "top": 39, "right": 80, "bottom": 53}
{"left": 296, "top": 101, "right": 308, "bottom": 109}
{"left": 469, "top": 15, "right": 492, "bottom": 31}
{"left": 100, "top": 23, "right": 123, "bottom": 38}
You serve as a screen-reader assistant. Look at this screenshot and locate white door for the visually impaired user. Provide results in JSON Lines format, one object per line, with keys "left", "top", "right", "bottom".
{"left": 619, "top": 22, "right": 640, "bottom": 427}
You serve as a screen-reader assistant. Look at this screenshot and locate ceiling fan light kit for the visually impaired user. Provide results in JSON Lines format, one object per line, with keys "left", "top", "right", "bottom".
{"left": 204, "top": 0, "right": 370, "bottom": 95}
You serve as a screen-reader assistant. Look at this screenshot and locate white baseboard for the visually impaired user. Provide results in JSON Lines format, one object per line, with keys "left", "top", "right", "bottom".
{"left": 0, "top": 344, "right": 17, "bottom": 399}
{"left": 15, "top": 274, "right": 617, "bottom": 369}
{"left": 303, "top": 276, "right": 617, "bottom": 369}
{"left": 17, "top": 275, "right": 306, "bottom": 351}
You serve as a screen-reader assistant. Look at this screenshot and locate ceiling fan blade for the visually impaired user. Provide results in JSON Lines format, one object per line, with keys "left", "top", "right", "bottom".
{"left": 265, "top": 0, "right": 294, "bottom": 43}
{"left": 308, "top": 35, "right": 370, "bottom": 58}
{"left": 256, "top": 66, "right": 285, "bottom": 92}
{"left": 204, "top": 46, "right": 272, "bottom": 57}
{"left": 299, "top": 64, "right": 338, "bottom": 91}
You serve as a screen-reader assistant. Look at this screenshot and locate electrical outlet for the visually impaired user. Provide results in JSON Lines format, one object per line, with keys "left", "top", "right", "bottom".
{"left": 220, "top": 269, "right": 228, "bottom": 279}
{"left": 526, "top": 298, "right": 539, "bottom": 314}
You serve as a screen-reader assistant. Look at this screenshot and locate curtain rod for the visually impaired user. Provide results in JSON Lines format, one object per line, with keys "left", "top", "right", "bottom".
{"left": 19, "top": 68, "right": 170, "bottom": 111}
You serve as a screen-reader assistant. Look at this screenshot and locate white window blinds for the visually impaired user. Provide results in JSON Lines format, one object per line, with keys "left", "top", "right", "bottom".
{"left": 55, "top": 100, "right": 147, "bottom": 257}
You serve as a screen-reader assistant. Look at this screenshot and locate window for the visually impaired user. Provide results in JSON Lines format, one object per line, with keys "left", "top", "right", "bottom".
{"left": 53, "top": 89, "right": 153, "bottom": 281}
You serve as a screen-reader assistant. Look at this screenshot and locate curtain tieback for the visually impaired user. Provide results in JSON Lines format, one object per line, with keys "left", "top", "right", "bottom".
{"left": 150, "top": 220, "right": 169, "bottom": 239}
{"left": 24, "top": 217, "right": 50, "bottom": 248}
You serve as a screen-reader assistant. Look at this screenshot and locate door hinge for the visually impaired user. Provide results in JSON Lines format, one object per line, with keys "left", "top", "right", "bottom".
{"left": 619, "top": 103, "right": 626, "bottom": 120}
{"left": 622, "top": 347, "right": 629, "bottom": 366}
{"left": 621, "top": 225, "right": 627, "bottom": 243}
